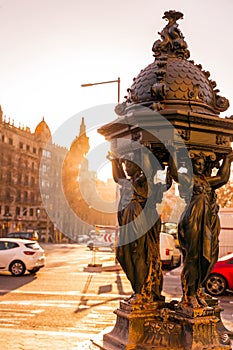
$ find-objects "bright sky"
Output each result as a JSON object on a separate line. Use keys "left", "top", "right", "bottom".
{"left": 1, "top": 0, "right": 233, "bottom": 180}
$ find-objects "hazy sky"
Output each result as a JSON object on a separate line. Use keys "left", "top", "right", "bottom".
{"left": 0, "top": 0, "right": 232, "bottom": 134}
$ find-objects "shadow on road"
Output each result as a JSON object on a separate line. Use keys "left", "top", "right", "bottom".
{"left": 0, "top": 274, "right": 37, "bottom": 296}
{"left": 74, "top": 267, "right": 131, "bottom": 313}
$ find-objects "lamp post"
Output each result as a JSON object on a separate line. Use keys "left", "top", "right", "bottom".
{"left": 81, "top": 77, "right": 120, "bottom": 103}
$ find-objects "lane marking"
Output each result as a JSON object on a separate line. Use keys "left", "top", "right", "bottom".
{"left": 0, "top": 327, "right": 97, "bottom": 337}
{"left": 0, "top": 290, "right": 129, "bottom": 298}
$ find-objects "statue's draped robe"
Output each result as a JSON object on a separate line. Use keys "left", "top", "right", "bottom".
{"left": 178, "top": 174, "right": 220, "bottom": 297}
{"left": 116, "top": 174, "right": 163, "bottom": 301}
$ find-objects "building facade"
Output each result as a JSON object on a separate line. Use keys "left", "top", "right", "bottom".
{"left": 0, "top": 108, "right": 116, "bottom": 241}
{"left": 0, "top": 107, "right": 67, "bottom": 240}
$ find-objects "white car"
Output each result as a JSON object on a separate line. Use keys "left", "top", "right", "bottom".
{"left": 0, "top": 238, "right": 45, "bottom": 276}
{"left": 160, "top": 232, "right": 181, "bottom": 269}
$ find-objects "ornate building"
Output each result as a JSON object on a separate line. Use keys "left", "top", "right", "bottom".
{"left": 0, "top": 107, "right": 67, "bottom": 240}
{"left": 0, "top": 108, "right": 116, "bottom": 241}
{"left": 62, "top": 117, "right": 117, "bottom": 237}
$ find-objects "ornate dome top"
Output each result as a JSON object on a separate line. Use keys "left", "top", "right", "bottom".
{"left": 120, "top": 10, "right": 229, "bottom": 116}
{"left": 35, "top": 117, "right": 51, "bottom": 141}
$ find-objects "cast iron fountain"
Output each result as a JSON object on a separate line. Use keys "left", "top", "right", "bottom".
{"left": 93, "top": 10, "right": 233, "bottom": 350}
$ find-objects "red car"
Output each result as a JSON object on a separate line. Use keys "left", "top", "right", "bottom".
{"left": 205, "top": 253, "right": 233, "bottom": 296}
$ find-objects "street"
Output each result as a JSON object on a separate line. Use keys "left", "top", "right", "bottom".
{"left": 0, "top": 244, "right": 233, "bottom": 349}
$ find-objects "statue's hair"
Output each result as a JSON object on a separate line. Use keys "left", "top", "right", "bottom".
{"left": 191, "top": 152, "right": 206, "bottom": 163}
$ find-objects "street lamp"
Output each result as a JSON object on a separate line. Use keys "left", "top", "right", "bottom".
{"left": 81, "top": 77, "right": 121, "bottom": 103}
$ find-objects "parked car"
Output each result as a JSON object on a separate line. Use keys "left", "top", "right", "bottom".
{"left": 160, "top": 232, "right": 181, "bottom": 269}
{"left": 0, "top": 238, "right": 45, "bottom": 276}
{"left": 6, "top": 230, "right": 38, "bottom": 241}
{"left": 205, "top": 253, "right": 233, "bottom": 296}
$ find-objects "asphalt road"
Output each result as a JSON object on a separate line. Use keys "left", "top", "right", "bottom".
{"left": 0, "top": 243, "right": 232, "bottom": 349}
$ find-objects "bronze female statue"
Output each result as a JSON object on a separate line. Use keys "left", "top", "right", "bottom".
{"left": 109, "top": 150, "right": 171, "bottom": 304}
{"left": 169, "top": 151, "right": 233, "bottom": 309}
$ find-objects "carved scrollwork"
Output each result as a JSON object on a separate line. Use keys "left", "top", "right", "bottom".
{"left": 189, "top": 150, "right": 216, "bottom": 161}
{"left": 188, "top": 84, "right": 204, "bottom": 101}
{"left": 216, "top": 134, "right": 228, "bottom": 145}
{"left": 139, "top": 317, "right": 182, "bottom": 348}
{"left": 178, "top": 129, "right": 190, "bottom": 141}
{"left": 214, "top": 94, "right": 230, "bottom": 112}
{"left": 126, "top": 88, "right": 138, "bottom": 104}
{"left": 114, "top": 101, "right": 127, "bottom": 116}
{"left": 131, "top": 131, "right": 141, "bottom": 142}
{"left": 151, "top": 101, "right": 165, "bottom": 111}
{"left": 151, "top": 83, "right": 167, "bottom": 100}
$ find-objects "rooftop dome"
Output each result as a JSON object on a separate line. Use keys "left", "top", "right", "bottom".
{"left": 120, "top": 10, "right": 229, "bottom": 116}
{"left": 35, "top": 117, "right": 51, "bottom": 141}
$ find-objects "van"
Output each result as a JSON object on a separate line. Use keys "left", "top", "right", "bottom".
{"left": 6, "top": 231, "right": 39, "bottom": 241}
{"left": 160, "top": 232, "right": 181, "bottom": 268}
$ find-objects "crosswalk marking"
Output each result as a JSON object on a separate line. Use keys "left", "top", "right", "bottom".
{"left": 0, "top": 298, "right": 118, "bottom": 332}
{"left": 0, "top": 306, "right": 44, "bottom": 328}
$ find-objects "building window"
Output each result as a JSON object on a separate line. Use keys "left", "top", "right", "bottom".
{"left": 42, "top": 149, "right": 51, "bottom": 158}
{"left": 31, "top": 177, "right": 35, "bottom": 186}
{"left": 24, "top": 175, "right": 29, "bottom": 185}
{"left": 19, "top": 142, "right": 23, "bottom": 149}
{"left": 16, "top": 207, "right": 20, "bottom": 216}
{"left": 41, "top": 164, "right": 48, "bottom": 173}
{"left": 32, "top": 162, "right": 35, "bottom": 170}
{"left": 17, "top": 174, "right": 22, "bottom": 185}
{"left": 2, "top": 135, "right": 4, "bottom": 142}
{"left": 16, "top": 190, "right": 21, "bottom": 200}
{"left": 23, "top": 207, "right": 27, "bottom": 216}
{"left": 30, "top": 192, "right": 35, "bottom": 202}
{"left": 4, "top": 206, "right": 10, "bottom": 215}
{"left": 29, "top": 208, "right": 34, "bottom": 216}
{"left": 26, "top": 145, "right": 30, "bottom": 151}
{"left": 33, "top": 147, "right": 36, "bottom": 154}
{"left": 6, "top": 171, "right": 11, "bottom": 184}
{"left": 41, "top": 179, "right": 50, "bottom": 188}
{"left": 9, "top": 138, "right": 13, "bottom": 145}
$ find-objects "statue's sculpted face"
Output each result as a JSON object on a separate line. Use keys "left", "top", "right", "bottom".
{"left": 193, "top": 157, "right": 205, "bottom": 175}
{"left": 125, "top": 160, "right": 140, "bottom": 177}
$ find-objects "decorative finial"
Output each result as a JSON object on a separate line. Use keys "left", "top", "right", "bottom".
{"left": 152, "top": 10, "right": 190, "bottom": 59}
